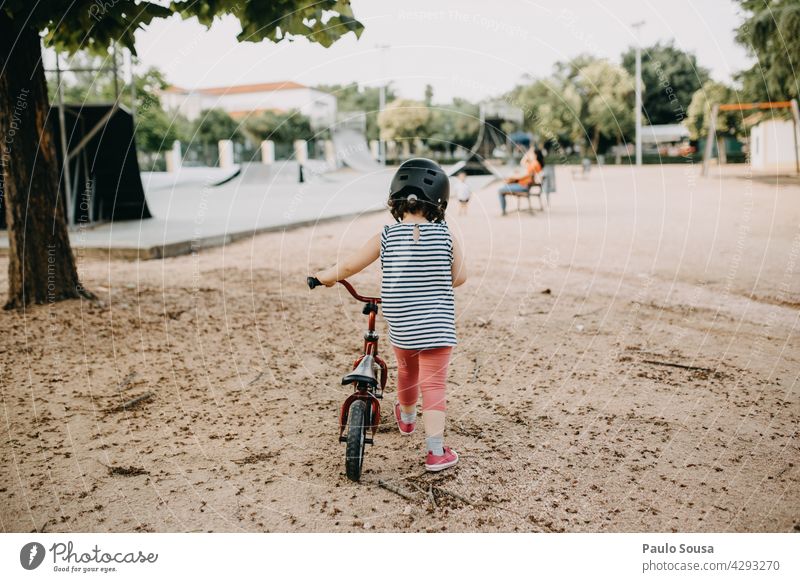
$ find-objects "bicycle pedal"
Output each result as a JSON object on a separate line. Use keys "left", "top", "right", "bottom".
{"left": 338, "top": 436, "right": 347, "bottom": 443}
{"left": 364, "top": 438, "right": 374, "bottom": 445}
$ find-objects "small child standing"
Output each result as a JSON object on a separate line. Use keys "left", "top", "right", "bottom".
{"left": 453, "top": 171, "right": 471, "bottom": 215}
{"left": 315, "top": 158, "right": 467, "bottom": 471}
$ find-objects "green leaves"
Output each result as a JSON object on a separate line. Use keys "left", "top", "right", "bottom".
{"left": 170, "top": 0, "right": 363, "bottom": 46}
{"left": 426, "top": 101, "right": 480, "bottom": 151}
{"left": 685, "top": 81, "right": 743, "bottom": 140}
{"left": 32, "top": 2, "right": 172, "bottom": 55}
{"left": 241, "top": 109, "right": 312, "bottom": 143}
{"left": 136, "top": 104, "right": 183, "bottom": 153}
{"left": 4, "top": 1, "right": 362, "bottom": 54}
{"left": 621, "top": 41, "right": 710, "bottom": 125}
{"left": 511, "top": 56, "right": 635, "bottom": 148}
{"left": 192, "top": 108, "right": 241, "bottom": 144}
{"left": 734, "top": 0, "right": 800, "bottom": 99}
{"left": 377, "top": 99, "right": 430, "bottom": 141}
{"left": 579, "top": 59, "right": 636, "bottom": 142}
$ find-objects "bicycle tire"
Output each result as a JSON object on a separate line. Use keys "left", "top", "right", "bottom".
{"left": 345, "top": 399, "right": 367, "bottom": 481}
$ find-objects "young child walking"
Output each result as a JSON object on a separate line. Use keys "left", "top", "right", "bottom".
{"left": 453, "top": 171, "right": 471, "bottom": 215}
{"left": 315, "top": 158, "right": 467, "bottom": 471}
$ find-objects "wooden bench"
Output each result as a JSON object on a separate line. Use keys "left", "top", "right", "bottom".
{"left": 500, "top": 179, "right": 546, "bottom": 213}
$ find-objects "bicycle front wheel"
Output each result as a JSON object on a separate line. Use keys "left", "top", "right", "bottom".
{"left": 345, "top": 399, "right": 367, "bottom": 482}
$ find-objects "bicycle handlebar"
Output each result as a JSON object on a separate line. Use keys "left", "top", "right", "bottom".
{"left": 306, "top": 276, "right": 380, "bottom": 303}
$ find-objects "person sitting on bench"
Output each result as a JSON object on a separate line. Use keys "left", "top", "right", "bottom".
{"left": 498, "top": 150, "right": 541, "bottom": 215}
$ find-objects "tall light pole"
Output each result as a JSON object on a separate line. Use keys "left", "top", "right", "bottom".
{"left": 376, "top": 44, "right": 390, "bottom": 165}
{"left": 632, "top": 20, "right": 645, "bottom": 166}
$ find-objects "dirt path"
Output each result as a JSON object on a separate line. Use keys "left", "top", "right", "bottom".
{"left": 1, "top": 166, "right": 798, "bottom": 532}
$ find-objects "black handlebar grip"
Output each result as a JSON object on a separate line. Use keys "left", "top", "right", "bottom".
{"left": 307, "top": 276, "right": 322, "bottom": 289}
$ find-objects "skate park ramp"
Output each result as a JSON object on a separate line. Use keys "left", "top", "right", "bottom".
{"left": 238, "top": 159, "right": 330, "bottom": 185}
{"left": 1, "top": 104, "right": 151, "bottom": 228}
{"left": 447, "top": 157, "right": 506, "bottom": 180}
{"left": 141, "top": 166, "right": 241, "bottom": 193}
{"left": 332, "top": 129, "right": 383, "bottom": 173}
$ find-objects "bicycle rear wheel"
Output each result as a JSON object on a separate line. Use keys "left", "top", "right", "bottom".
{"left": 345, "top": 399, "right": 367, "bottom": 481}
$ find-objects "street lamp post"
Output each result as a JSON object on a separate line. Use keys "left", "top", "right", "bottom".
{"left": 378, "top": 84, "right": 386, "bottom": 164}
{"left": 376, "top": 44, "right": 390, "bottom": 165}
{"left": 632, "top": 20, "right": 645, "bottom": 166}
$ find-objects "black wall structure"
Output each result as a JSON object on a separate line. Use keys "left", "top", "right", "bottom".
{"left": 1, "top": 103, "right": 151, "bottom": 229}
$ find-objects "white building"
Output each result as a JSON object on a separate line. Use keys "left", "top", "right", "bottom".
{"left": 161, "top": 81, "right": 337, "bottom": 129}
{"left": 750, "top": 119, "right": 800, "bottom": 172}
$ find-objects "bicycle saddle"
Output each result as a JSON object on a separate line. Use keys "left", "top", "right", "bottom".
{"left": 342, "top": 355, "right": 378, "bottom": 387}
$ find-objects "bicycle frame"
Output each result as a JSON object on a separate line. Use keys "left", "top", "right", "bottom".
{"left": 334, "top": 280, "right": 387, "bottom": 444}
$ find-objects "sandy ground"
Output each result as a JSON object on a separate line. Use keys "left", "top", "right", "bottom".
{"left": 1, "top": 165, "right": 798, "bottom": 533}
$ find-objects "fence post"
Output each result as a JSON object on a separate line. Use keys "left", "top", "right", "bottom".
{"left": 369, "top": 140, "right": 380, "bottom": 160}
{"left": 260, "top": 140, "right": 275, "bottom": 165}
{"left": 218, "top": 139, "right": 234, "bottom": 169}
{"left": 293, "top": 139, "right": 308, "bottom": 164}
{"left": 324, "top": 140, "right": 337, "bottom": 168}
{"left": 165, "top": 140, "right": 182, "bottom": 173}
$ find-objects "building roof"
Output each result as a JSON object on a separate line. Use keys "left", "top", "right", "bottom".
{"left": 164, "top": 81, "right": 309, "bottom": 96}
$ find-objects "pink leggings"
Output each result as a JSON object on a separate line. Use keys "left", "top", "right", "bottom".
{"left": 392, "top": 346, "right": 452, "bottom": 412}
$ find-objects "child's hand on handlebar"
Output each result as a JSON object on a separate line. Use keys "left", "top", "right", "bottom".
{"left": 315, "top": 268, "right": 337, "bottom": 287}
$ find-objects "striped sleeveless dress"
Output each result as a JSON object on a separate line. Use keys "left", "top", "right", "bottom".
{"left": 380, "top": 222, "right": 457, "bottom": 350}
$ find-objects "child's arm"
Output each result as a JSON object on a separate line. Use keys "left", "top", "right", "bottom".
{"left": 451, "top": 234, "right": 467, "bottom": 287}
{"left": 315, "top": 233, "right": 381, "bottom": 286}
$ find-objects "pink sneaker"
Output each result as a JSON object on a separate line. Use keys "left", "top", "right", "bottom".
{"left": 425, "top": 446, "right": 459, "bottom": 472}
{"left": 394, "top": 402, "right": 416, "bottom": 435}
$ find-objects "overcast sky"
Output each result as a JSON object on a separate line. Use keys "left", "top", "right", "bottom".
{"left": 132, "top": 0, "right": 750, "bottom": 102}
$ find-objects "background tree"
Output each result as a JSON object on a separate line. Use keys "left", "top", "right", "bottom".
{"left": 426, "top": 99, "right": 480, "bottom": 154}
{"left": 621, "top": 41, "right": 709, "bottom": 125}
{"left": 46, "top": 60, "right": 186, "bottom": 154}
{"left": 509, "top": 77, "right": 582, "bottom": 147}
{"left": 0, "top": 1, "right": 362, "bottom": 309}
{"left": 242, "top": 110, "right": 313, "bottom": 144}
{"left": 734, "top": 0, "right": 800, "bottom": 100}
{"left": 123, "top": 66, "right": 193, "bottom": 153}
{"left": 377, "top": 99, "right": 431, "bottom": 147}
{"left": 449, "top": 98, "right": 481, "bottom": 150}
{"left": 685, "top": 81, "right": 744, "bottom": 158}
{"left": 192, "top": 109, "right": 240, "bottom": 144}
{"left": 316, "top": 82, "right": 396, "bottom": 140}
{"left": 554, "top": 56, "right": 635, "bottom": 152}
{"left": 581, "top": 60, "right": 636, "bottom": 151}
{"left": 735, "top": 65, "right": 774, "bottom": 103}
{"left": 47, "top": 57, "right": 168, "bottom": 105}
{"left": 136, "top": 106, "right": 185, "bottom": 155}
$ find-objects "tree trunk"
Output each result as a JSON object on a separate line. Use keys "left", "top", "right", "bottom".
{"left": 716, "top": 136, "right": 727, "bottom": 165}
{"left": 591, "top": 127, "right": 601, "bottom": 156}
{"left": 0, "top": 12, "right": 90, "bottom": 309}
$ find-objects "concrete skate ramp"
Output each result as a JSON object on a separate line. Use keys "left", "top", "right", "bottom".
{"left": 240, "top": 161, "right": 295, "bottom": 184}
{"left": 238, "top": 160, "right": 330, "bottom": 185}
{"left": 332, "top": 129, "right": 382, "bottom": 173}
{"left": 141, "top": 166, "right": 241, "bottom": 193}
{"left": 1, "top": 104, "right": 152, "bottom": 228}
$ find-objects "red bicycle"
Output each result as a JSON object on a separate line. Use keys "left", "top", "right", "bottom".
{"left": 307, "top": 277, "right": 387, "bottom": 481}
